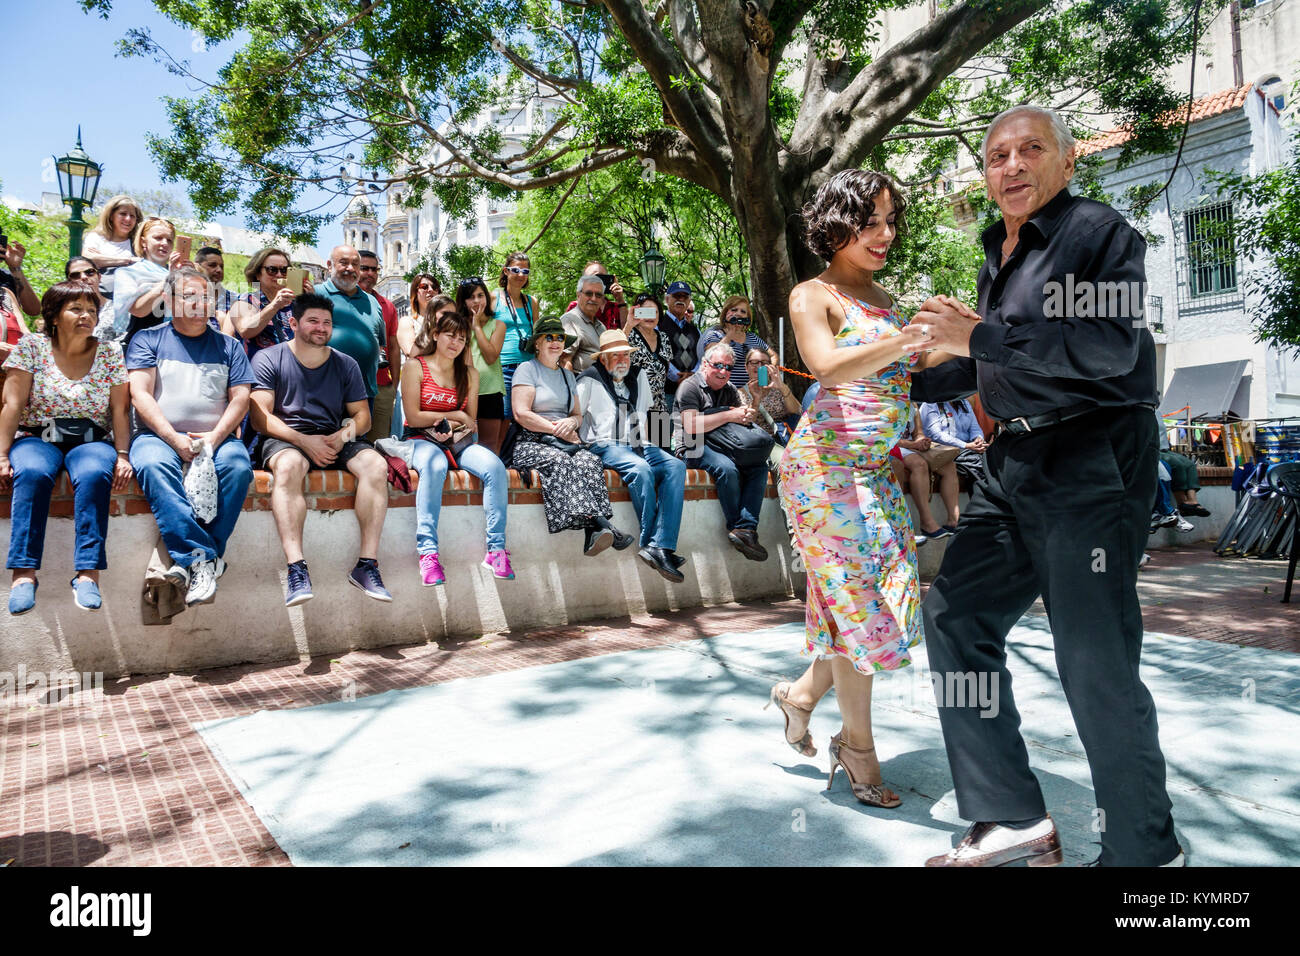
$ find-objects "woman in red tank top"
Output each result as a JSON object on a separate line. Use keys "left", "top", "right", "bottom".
{"left": 401, "top": 296, "right": 512, "bottom": 586}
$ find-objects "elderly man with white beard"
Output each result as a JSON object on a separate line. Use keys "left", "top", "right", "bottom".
{"left": 576, "top": 329, "right": 687, "bottom": 583}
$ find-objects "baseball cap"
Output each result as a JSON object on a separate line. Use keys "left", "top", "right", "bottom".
{"left": 665, "top": 281, "right": 692, "bottom": 296}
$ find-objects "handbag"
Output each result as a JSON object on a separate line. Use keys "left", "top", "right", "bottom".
{"left": 700, "top": 406, "right": 774, "bottom": 470}
{"left": 916, "top": 444, "right": 962, "bottom": 469}
{"left": 41, "top": 417, "right": 110, "bottom": 446}
{"left": 427, "top": 419, "right": 477, "bottom": 470}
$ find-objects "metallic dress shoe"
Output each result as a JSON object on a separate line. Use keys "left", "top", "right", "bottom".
{"left": 925, "top": 816, "right": 1063, "bottom": 867}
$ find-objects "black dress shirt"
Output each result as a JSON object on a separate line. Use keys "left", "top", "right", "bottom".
{"left": 911, "top": 187, "right": 1157, "bottom": 421}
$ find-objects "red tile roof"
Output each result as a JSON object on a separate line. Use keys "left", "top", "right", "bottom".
{"left": 1074, "top": 84, "right": 1261, "bottom": 157}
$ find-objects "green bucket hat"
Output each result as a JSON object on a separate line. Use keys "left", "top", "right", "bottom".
{"left": 522, "top": 315, "right": 577, "bottom": 354}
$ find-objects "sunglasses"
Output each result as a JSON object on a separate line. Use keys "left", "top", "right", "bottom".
{"left": 539, "top": 333, "right": 565, "bottom": 343}
{"left": 262, "top": 265, "right": 289, "bottom": 276}
{"left": 68, "top": 268, "right": 99, "bottom": 280}
{"left": 507, "top": 266, "right": 530, "bottom": 276}
{"left": 706, "top": 361, "right": 733, "bottom": 371}
{"left": 459, "top": 276, "right": 485, "bottom": 288}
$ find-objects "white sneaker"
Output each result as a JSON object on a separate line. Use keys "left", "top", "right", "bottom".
{"left": 1138, "top": 553, "right": 1152, "bottom": 569}
{"left": 1175, "top": 517, "right": 1194, "bottom": 533}
{"left": 185, "top": 559, "right": 218, "bottom": 606}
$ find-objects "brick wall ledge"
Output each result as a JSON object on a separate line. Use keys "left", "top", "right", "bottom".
{"left": 0, "top": 467, "right": 778, "bottom": 519}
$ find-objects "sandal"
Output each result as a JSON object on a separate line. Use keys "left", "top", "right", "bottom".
{"left": 828, "top": 733, "right": 901, "bottom": 808}
{"left": 765, "top": 682, "right": 817, "bottom": 757}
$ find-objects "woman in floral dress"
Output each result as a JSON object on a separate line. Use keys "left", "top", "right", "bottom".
{"left": 770, "top": 169, "right": 956, "bottom": 809}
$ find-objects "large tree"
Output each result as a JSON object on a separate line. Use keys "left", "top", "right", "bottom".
{"left": 82, "top": 0, "right": 1217, "bottom": 343}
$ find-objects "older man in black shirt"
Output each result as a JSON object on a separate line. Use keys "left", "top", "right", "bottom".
{"left": 909, "top": 106, "right": 1181, "bottom": 868}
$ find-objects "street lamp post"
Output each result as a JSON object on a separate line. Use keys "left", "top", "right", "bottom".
{"left": 54, "top": 128, "right": 103, "bottom": 259}
{"left": 638, "top": 241, "right": 666, "bottom": 300}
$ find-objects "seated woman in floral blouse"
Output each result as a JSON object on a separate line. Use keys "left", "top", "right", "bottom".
{"left": 0, "top": 282, "right": 133, "bottom": 614}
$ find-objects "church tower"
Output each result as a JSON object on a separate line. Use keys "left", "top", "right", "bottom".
{"left": 341, "top": 181, "right": 379, "bottom": 255}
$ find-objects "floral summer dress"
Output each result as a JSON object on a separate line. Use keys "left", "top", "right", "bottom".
{"left": 778, "top": 280, "right": 923, "bottom": 672}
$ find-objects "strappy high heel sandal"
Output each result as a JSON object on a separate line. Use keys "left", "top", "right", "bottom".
{"left": 765, "top": 682, "right": 817, "bottom": 757}
{"left": 827, "top": 734, "right": 901, "bottom": 808}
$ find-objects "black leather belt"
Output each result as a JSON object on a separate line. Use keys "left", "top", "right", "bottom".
{"left": 994, "top": 401, "right": 1109, "bottom": 436}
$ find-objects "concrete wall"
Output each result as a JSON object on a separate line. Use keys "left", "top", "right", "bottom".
{"left": 0, "top": 468, "right": 796, "bottom": 678}
{"left": 1095, "top": 97, "right": 1292, "bottom": 417}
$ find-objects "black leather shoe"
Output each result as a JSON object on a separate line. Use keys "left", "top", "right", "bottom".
{"left": 584, "top": 526, "right": 614, "bottom": 556}
{"left": 665, "top": 550, "right": 686, "bottom": 569}
{"left": 1179, "top": 504, "right": 1211, "bottom": 517}
{"left": 595, "top": 516, "right": 635, "bottom": 551}
{"left": 638, "top": 546, "right": 685, "bottom": 583}
{"left": 728, "top": 529, "right": 768, "bottom": 561}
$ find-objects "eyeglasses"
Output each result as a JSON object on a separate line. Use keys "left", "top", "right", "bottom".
{"left": 507, "top": 266, "right": 530, "bottom": 276}
{"left": 68, "top": 268, "right": 99, "bottom": 280}
{"left": 539, "top": 333, "right": 565, "bottom": 343}
{"left": 358, "top": 264, "right": 379, "bottom": 273}
{"left": 262, "top": 265, "right": 289, "bottom": 276}
{"left": 579, "top": 290, "right": 605, "bottom": 298}
{"left": 706, "top": 361, "right": 733, "bottom": 371}
{"left": 745, "top": 358, "right": 767, "bottom": 366}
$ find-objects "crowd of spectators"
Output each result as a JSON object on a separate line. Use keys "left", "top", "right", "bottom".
{"left": 0, "top": 206, "right": 1213, "bottom": 615}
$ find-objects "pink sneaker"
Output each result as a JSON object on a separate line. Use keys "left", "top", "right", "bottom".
{"left": 482, "top": 550, "right": 514, "bottom": 580}
{"left": 419, "top": 553, "right": 445, "bottom": 587}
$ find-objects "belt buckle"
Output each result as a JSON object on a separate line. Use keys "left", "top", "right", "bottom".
{"left": 1012, "top": 416, "right": 1032, "bottom": 433}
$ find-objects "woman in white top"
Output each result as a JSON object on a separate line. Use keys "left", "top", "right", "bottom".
{"left": 81, "top": 195, "right": 142, "bottom": 298}
{"left": 111, "top": 217, "right": 196, "bottom": 344}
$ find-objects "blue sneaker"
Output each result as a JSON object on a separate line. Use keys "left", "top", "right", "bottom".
{"left": 285, "top": 561, "right": 314, "bottom": 607}
{"left": 71, "top": 576, "right": 102, "bottom": 611}
{"left": 347, "top": 559, "right": 392, "bottom": 602}
{"left": 8, "top": 579, "right": 37, "bottom": 615}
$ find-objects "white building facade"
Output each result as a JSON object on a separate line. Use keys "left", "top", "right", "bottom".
{"left": 1082, "top": 84, "right": 1297, "bottom": 419}
{"left": 361, "top": 97, "right": 569, "bottom": 317}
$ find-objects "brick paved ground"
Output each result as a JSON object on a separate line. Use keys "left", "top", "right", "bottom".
{"left": 3, "top": 541, "right": 1297, "bottom": 867}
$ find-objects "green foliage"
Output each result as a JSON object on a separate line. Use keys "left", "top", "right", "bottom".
{"left": 879, "top": 191, "right": 983, "bottom": 308}
{"left": 1211, "top": 155, "right": 1300, "bottom": 351}
{"left": 491, "top": 159, "right": 749, "bottom": 321}
{"left": 0, "top": 200, "right": 73, "bottom": 294}
{"left": 78, "top": 0, "right": 1224, "bottom": 317}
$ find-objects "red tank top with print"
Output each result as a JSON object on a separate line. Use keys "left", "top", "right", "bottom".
{"left": 417, "top": 356, "right": 464, "bottom": 412}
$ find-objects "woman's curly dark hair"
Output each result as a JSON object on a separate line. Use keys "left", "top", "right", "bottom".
{"left": 801, "top": 169, "right": 907, "bottom": 261}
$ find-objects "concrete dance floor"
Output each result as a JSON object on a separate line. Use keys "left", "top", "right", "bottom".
{"left": 196, "top": 619, "right": 1300, "bottom": 866}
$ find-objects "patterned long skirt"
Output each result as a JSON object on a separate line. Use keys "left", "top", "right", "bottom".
{"left": 512, "top": 439, "right": 613, "bottom": 533}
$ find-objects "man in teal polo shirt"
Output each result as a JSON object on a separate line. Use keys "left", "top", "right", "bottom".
{"left": 321, "top": 245, "right": 385, "bottom": 406}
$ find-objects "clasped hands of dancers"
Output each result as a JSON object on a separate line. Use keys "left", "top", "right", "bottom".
{"left": 774, "top": 105, "right": 1184, "bottom": 868}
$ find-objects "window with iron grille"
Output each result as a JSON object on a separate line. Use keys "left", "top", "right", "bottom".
{"left": 1184, "top": 201, "right": 1237, "bottom": 298}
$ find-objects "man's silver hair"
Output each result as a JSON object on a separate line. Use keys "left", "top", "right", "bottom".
{"left": 576, "top": 274, "right": 606, "bottom": 295}
{"left": 703, "top": 342, "right": 734, "bottom": 365}
{"left": 983, "top": 105, "right": 1075, "bottom": 161}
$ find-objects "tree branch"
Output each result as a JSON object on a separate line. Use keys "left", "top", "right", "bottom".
{"left": 599, "top": 0, "right": 731, "bottom": 185}
{"left": 790, "top": 0, "right": 1052, "bottom": 182}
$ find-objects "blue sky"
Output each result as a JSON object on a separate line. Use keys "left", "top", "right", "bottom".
{"left": 3, "top": 0, "right": 342, "bottom": 258}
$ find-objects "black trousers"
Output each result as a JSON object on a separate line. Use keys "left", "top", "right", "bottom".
{"left": 922, "top": 405, "right": 1179, "bottom": 865}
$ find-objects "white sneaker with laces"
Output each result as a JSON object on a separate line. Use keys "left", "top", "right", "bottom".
{"left": 185, "top": 559, "right": 218, "bottom": 605}
{"left": 1175, "top": 516, "right": 1194, "bottom": 533}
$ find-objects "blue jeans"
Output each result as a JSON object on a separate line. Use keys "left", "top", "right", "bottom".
{"left": 130, "top": 434, "right": 253, "bottom": 566}
{"left": 590, "top": 441, "right": 685, "bottom": 550}
{"left": 502, "top": 364, "right": 518, "bottom": 420}
{"left": 411, "top": 440, "right": 507, "bottom": 554}
{"left": 696, "top": 445, "right": 768, "bottom": 532}
{"left": 6, "top": 437, "right": 116, "bottom": 571}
